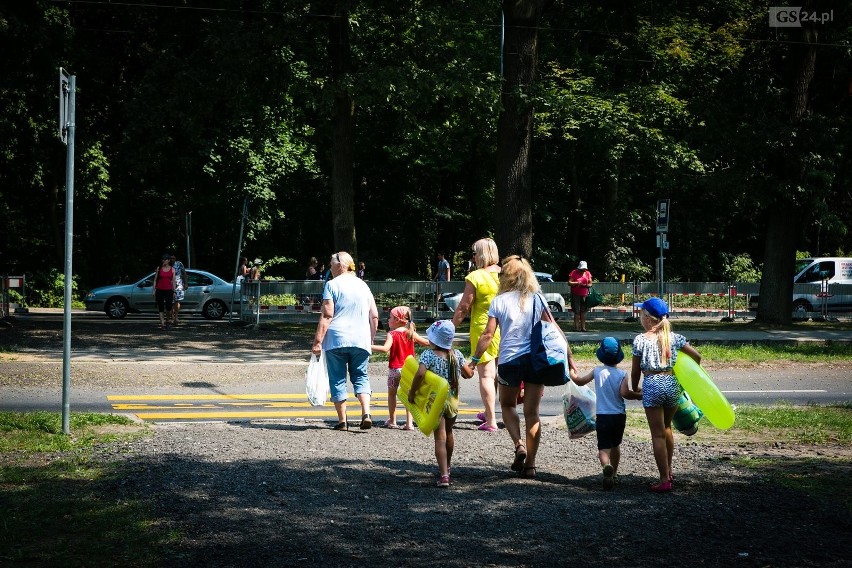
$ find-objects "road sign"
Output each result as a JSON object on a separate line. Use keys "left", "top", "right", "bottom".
{"left": 656, "top": 199, "right": 670, "bottom": 233}
{"left": 59, "top": 67, "right": 70, "bottom": 145}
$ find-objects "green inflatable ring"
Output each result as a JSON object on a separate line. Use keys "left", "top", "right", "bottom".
{"left": 672, "top": 352, "right": 735, "bottom": 430}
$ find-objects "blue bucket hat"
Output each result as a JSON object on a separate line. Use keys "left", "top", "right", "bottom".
{"left": 634, "top": 296, "right": 669, "bottom": 319}
{"left": 426, "top": 320, "right": 455, "bottom": 350}
{"left": 596, "top": 336, "right": 624, "bottom": 366}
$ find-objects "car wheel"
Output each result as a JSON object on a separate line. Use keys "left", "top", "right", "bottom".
{"left": 203, "top": 299, "right": 227, "bottom": 320}
{"left": 792, "top": 300, "right": 811, "bottom": 320}
{"left": 105, "top": 297, "right": 129, "bottom": 319}
{"left": 548, "top": 301, "right": 563, "bottom": 313}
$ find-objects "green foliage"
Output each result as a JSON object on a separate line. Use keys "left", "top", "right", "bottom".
{"left": 720, "top": 253, "right": 761, "bottom": 283}
{"left": 26, "top": 269, "right": 84, "bottom": 308}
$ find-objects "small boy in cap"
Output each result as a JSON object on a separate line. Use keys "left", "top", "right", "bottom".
{"left": 574, "top": 336, "right": 642, "bottom": 490}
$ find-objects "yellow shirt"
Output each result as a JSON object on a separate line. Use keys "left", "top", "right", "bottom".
{"left": 466, "top": 269, "right": 501, "bottom": 363}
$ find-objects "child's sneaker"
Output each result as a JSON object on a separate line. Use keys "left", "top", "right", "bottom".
{"left": 602, "top": 464, "right": 615, "bottom": 490}
{"left": 436, "top": 474, "right": 450, "bottom": 488}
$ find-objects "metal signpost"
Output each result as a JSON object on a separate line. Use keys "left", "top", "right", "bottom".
{"left": 656, "top": 199, "right": 670, "bottom": 297}
{"left": 60, "top": 68, "right": 76, "bottom": 435}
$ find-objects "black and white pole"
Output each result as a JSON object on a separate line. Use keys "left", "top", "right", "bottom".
{"left": 60, "top": 68, "right": 76, "bottom": 435}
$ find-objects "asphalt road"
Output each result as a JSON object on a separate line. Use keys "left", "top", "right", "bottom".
{"left": 1, "top": 310, "right": 849, "bottom": 422}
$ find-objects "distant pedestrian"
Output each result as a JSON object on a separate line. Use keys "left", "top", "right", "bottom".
{"left": 152, "top": 253, "right": 176, "bottom": 331}
{"left": 306, "top": 257, "right": 318, "bottom": 280}
{"left": 356, "top": 261, "right": 366, "bottom": 280}
{"left": 408, "top": 320, "right": 474, "bottom": 487}
{"left": 372, "top": 306, "right": 429, "bottom": 430}
{"left": 435, "top": 252, "right": 451, "bottom": 282}
{"left": 631, "top": 297, "right": 702, "bottom": 493}
{"left": 568, "top": 260, "right": 592, "bottom": 332}
{"left": 238, "top": 257, "right": 249, "bottom": 283}
{"left": 573, "top": 337, "right": 641, "bottom": 490}
{"left": 169, "top": 254, "right": 187, "bottom": 325}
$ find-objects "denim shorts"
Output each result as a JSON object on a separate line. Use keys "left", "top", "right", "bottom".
{"left": 325, "top": 347, "right": 371, "bottom": 403}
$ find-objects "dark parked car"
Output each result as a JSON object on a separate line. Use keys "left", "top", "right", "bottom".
{"left": 84, "top": 269, "right": 241, "bottom": 319}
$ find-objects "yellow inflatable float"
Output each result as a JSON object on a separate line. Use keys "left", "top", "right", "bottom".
{"left": 398, "top": 355, "right": 449, "bottom": 436}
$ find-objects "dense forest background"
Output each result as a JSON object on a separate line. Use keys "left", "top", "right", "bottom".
{"left": 1, "top": 1, "right": 850, "bottom": 322}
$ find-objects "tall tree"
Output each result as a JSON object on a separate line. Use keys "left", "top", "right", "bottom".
{"left": 494, "top": 0, "right": 552, "bottom": 258}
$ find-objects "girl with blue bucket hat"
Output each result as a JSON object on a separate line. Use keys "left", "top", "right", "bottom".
{"left": 574, "top": 336, "right": 641, "bottom": 490}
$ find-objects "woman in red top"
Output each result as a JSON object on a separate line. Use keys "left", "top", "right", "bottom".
{"left": 372, "top": 306, "right": 429, "bottom": 430}
{"left": 152, "top": 253, "right": 176, "bottom": 330}
{"left": 568, "top": 260, "right": 592, "bottom": 332}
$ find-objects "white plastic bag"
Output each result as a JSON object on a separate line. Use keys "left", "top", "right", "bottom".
{"left": 305, "top": 351, "right": 329, "bottom": 406}
{"left": 562, "top": 380, "right": 597, "bottom": 439}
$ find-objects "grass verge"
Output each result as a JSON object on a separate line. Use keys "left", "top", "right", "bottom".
{"left": 622, "top": 402, "right": 852, "bottom": 512}
{"left": 0, "top": 412, "right": 172, "bottom": 566}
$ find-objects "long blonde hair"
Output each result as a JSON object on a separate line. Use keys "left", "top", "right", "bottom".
{"left": 644, "top": 310, "right": 673, "bottom": 366}
{"left": 498, "top": 256, "right": 540, "bottom": 310}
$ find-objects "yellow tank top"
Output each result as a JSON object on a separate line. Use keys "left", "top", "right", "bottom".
{"left": 466, "top": 269, "right": 501, "bottom": 363}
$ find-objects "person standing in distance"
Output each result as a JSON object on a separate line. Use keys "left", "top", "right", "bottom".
{"left": 169, "top": 254, "right": 187, "bottom": 325}
{"left": 568, "top": 260, "right": 592, "bottom": 332}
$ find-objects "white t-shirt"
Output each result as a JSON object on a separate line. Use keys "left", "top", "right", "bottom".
{"left": 487, "top": 291, "right": 544, "bottom": 364}
{"left": 322, "top": 274, "right": 377, "bottom": 352}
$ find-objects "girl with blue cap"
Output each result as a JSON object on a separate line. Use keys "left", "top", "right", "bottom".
{"left": 631, "top": 297, "right": 702, "bottom": 492}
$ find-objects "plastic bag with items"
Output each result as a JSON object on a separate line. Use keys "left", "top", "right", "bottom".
{"left": 562, "top": 380, "right": 597, "bottom": 439}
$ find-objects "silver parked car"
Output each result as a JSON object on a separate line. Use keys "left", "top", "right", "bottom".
{"left": 441, "top": 271, "right": 567, "bottom": 313}
{"left": 84, "top": 269, "right": 241, "bottom": 319}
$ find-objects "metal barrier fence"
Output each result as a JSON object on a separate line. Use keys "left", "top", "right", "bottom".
{"left": 236, "top": 280, "right": 852, "bottom": 324}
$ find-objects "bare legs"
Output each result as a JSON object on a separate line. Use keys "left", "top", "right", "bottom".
{"left": 645, "top": 405, "right": 677, "bottom": 483}
{"left": 477, "top": 360, "right": 499, "bottom": 429}
{"left": 386, "top": 382, "right": 412, "bottom": 429}
{"left": 499, "top": 382, "right": 543, "bottom": 475}
{"left": 434, "top": 416, "right": 456, "bottom": 477}
{"left": 333, "top": 392, "right": 371, "bottom": 425}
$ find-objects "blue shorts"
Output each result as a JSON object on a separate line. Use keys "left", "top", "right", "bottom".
{"left": 642, "top": 373, "right": 682, "bottom": 408}
{"left": 595, "top": 413, "right": 626, "bottom": 450}
{"left": 325, "top": 347, "right": 371, "bottom": 403}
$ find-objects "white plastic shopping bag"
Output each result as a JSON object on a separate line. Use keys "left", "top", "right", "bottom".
{"left": 305, "top": 351, "right": 329, "bottom": 406}
{"left": 562, "top": 380, "right": 597, "bottom": 439}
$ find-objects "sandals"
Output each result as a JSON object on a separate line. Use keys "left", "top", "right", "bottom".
{"left": 333, "top": 421, "right": 348, "bottom": 431}
{"left": 382, "top": 420, "right": 400, "bottom": 429}
{"left": 359, "top": 414, "right": 372, "bottom": 430}
{"left": 436, "top": 474, "right": 450, "bottom": 488}
{"left": 650, "top": 480, "right": 672, "bottom": 493}
{"left": 521, "top": 466, "right": 536, "bottom": 479}
{"left": 511, "top": 444, "right": 527, "bottom": 472}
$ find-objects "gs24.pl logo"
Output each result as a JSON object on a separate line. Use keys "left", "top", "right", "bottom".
{"left": 769, "top": 7, "right": 835, "bottom": 27}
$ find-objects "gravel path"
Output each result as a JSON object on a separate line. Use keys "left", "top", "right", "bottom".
{"left": 3, "top": 316, "right": 851, "bottom": 566}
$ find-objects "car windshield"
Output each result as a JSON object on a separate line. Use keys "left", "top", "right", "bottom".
{"left": 794, "top": 259, "right": 813, "bottom": 277}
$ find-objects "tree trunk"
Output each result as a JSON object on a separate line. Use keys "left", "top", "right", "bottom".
{"left": 494, "top": 0, "right": 552, "bottom": 258}
{"left": 756, "top": 1, "right": 818, "bottom": 325}
{"left": 326, "top": 1, "right": 356, "bottom": 255}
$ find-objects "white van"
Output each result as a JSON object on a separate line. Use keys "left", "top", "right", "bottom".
{"left": 749, "top": 257, "right": 852, "bottom": 317}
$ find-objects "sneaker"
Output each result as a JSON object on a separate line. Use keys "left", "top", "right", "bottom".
{"left": 436, "top": 474, "right": 450, "bottom": 488}
{"left": 650, "top": 480, "right": 672, "bottom": 493}
{"left": 359, "top": 414, "right": 372, "bottom": 430}
{"left": 602, "top": 464, "right": 615, "bottom": 491}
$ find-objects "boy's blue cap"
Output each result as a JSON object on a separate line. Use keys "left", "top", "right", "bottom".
{"left": 596, "top": 336, "right": 624, "bottom": 366}
{"left": 634, "top": 296, "right": 669, "bottom": 318}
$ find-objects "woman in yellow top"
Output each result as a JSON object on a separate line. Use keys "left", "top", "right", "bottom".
{"left": 452, "top": 237, "right": 501, "bottom": 431}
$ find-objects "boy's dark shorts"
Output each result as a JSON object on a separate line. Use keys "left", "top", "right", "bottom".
{"left": 595, "top": 413, "right": 626, "bottom": 450}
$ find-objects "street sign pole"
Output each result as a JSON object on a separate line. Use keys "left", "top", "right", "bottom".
{"left": 60, "top": 69, "right": 76, "bottom": 435}
{"left": 656, "top": 199, "right": 670, "bottom": 298}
